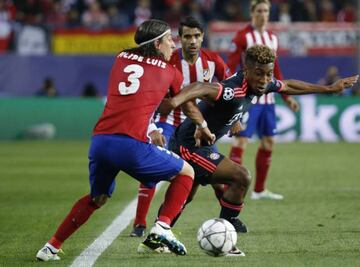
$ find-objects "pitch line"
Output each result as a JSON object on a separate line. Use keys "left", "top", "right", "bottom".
{"left": 70, "top": 182, "right": 164, "bottom": 267}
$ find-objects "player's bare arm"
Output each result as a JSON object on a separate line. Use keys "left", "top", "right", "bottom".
{"left": 282, "top": 75, "right": 359, "bottom": 95}
{"left": 181, "top": 100, "right": 216, "bottom": 146}
{"left": 159, "top": 82, "right": 221, "bottom": 114}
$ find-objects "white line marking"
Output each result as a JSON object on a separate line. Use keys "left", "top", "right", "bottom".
{"left": 70, "top": 182, "right": 164, "bottom": 267}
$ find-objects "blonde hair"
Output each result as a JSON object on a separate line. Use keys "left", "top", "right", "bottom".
{"left": 250, "top": 0, "right": 270, "bottom": 12}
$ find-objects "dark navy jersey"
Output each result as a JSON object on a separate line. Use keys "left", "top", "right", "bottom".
{"left": 171, "top": 71, "right": 285, "bottom": 148}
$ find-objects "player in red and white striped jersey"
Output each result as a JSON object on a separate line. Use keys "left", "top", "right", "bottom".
{"left": 131, "top": 17, "right": 231, "bottom": 238}
{"left": 227, "top": 0, "right": 299, "bottom": 200}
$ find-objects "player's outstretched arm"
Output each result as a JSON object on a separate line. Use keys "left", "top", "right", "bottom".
{"left": 158, "top": 82, "right": 220, "bottom": 114}
{"left": 282, "top": 75, "right": 359, "bottom": 95}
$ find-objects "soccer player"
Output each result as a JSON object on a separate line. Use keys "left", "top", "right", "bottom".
{"left": 227, "top": 0, "right": 299, "bottom": 200}
{"left": 131, "top": 16, "right": 231, "bottom": 238}
{"left": 162, "top": 44, "right": 358, "bottom": 256}
{"left": 35, "top": 19, "right": 216, "bottom": 261}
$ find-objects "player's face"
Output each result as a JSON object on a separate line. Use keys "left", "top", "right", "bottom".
{"left": 158, "top": 33, "right": 176, "bottom": 61}
{"left": 180, "top": 26, "right": 204, "bottom": 57}
{"left": 251, "top": 3, "right": 270, "bottom": 28}
{"left": 245, "top": 63, "right": 274, "bottom": 96}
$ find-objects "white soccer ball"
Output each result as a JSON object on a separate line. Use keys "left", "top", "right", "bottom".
{"left": 197, "top": 218, "right": 237, "bottom": 257}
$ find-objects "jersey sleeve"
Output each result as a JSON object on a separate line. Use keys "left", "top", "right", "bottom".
{"left": 267, "top": 78, "right": 286, "bottom": 93}
{"left": 214, "top": 53, "right": 232, "bottom": 80}
{"left": 169, "top": 67, "right": 184, "bottom": 96}
{"left": 227, "top": 31, "right": 246, "bottom": 74}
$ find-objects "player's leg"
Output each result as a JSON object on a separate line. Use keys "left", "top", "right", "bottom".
{"left": 134, "top": 145, "right": 193, "bottom": 255}
{"left": 36, "top": 135, "right": 120, "bottom": 261}
{"left": 131, "top": 123, "right": 176, "bottom": 237}
{"left": 251, "top": 104, "right": 283, "bottom": 200}
{"left": 209, "top": 157, "right": 251, "bottom": 233}
{"left": 130, "top": 183, "right": 155, "bottom": 237}
{"left": 229, "top": 106, "right": 260, "bottom": 164}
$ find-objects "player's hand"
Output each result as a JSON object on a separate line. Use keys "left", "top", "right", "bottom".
{"left": 229, "top": 121, "right": 244, "bottom": 137}
{"left": 329, "top": 75, "right": 359, "bottom": 93}
{"left": 194, "top": 127, "right": 216, "bottom": 147}
{"left": 149, "top": 130, "right": 166, "bottom": 147}
{"left": 284, "top": 96, "right": 299, "bottom": 112}
{"left": 158, "top": 98, "right": 175, "bottom": 115}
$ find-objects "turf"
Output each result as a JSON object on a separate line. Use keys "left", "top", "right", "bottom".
{"left": 0, "top": 141, "right": 359, "bottom": 267}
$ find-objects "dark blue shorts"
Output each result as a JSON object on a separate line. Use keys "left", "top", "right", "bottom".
{"left": 169, "top": 140, "right": 224, "bottom": 186}
{"left": 155, "top": 122, "right": 176, "bottom": 147}
{"left": 88, "top": 134, "right": 184, "bottom": 197}
{"left": 237, "top": 104, "right": 277, "bottom": 138}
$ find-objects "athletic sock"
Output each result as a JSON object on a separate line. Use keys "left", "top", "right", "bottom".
{"left": 254, "top": 148, "right": 272, "bottom": 193}
{"left": 158, "top": 175, "right": 193, "bottom": 225}
{"left": 48, "top": 194, "right": 99, "bottom": 249}
{"left": 219, "top": 197, "right": 244, "bottom": 220}
{"left": 229, "top": 147, "right": 244, "bottom": 165}
{"left": 134, "top": 184, "right": 155, "bottom": 227}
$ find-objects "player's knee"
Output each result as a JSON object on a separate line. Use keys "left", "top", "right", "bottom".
{"left": 93, "top": 194, "right": 108, "bottom": 207}
{"left": 261, "top": 136, "right": 274, "bottom": 150}
{"left": 232, "top": 165, "right": 251, "bottom": 188}
{"left": 180, "top": 161, "right": 195, "bottom": 179}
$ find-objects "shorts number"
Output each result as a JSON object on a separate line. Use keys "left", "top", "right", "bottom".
{"left": 118, "top": 64, "right": 144, "bottom": 95}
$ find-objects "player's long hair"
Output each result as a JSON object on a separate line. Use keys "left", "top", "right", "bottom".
{"left": 245, "top": 45, "right": 275, "bottom": 66}
{"left": 123, "top": 19, "right": 170, "bottom": 59}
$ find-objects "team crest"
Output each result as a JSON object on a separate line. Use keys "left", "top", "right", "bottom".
{"left": 223, "top": 87, "right": 235, "bottom": 101}
{"left": 203, "top": 69, "right": 211, "bottom": 82}
{"left": 209, "top": 152, "right": 220, "bottom": 160}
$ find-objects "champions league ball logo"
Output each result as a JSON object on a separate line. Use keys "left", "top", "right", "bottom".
{"left": 223, "top": 87, "right": 235, "bottom": 101}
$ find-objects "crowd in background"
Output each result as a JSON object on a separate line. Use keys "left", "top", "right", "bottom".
{"left": 0, "top": 0, "right": 358, "bottom": 32}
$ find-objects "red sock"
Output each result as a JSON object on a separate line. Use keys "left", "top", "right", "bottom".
{"left": 158, "top": 175, "right": 193, "bottom": 225}
{"left": 134, "top": 184, "right": 156, "bottom": 226}
{"left": 254, "top": 148, "right": 272, "bottom": 193}
{"left": 48, "top": 194, "right": 99, "bottom": 249}
{"left": 229, "top": 147, "right": 244, "bottom": 165}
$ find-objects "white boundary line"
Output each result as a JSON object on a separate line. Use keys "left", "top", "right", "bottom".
{"left": 70, "top": 182, "right": 164, "bottom": 267}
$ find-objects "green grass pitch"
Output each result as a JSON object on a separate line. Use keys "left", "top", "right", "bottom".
{"left": 0, "top": 141, "right": 359, "bottom": 267}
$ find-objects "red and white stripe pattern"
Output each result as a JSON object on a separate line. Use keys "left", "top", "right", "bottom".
{"left": 180, "top": 146, "right": 217, "bottom": 173}
{"left": 156, "top": 50, "right": 217, "bottom": 127}
{"left": 234, "top": 79, "right": 248, "bottom": 98}
{"left": 245, "top": 28, "right": 278, "bottom": 104}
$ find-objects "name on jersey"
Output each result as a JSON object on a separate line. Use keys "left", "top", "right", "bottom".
{"left": 118, "top": 52, "right": 167, "bottom": 69}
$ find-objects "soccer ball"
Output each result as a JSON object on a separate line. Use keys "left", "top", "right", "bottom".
{"left": 197, "top": 218, "right": 237, "bottom": 257}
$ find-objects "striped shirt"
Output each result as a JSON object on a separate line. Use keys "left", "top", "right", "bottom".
{"left": 227, "top": 24, "right": 285, "bottom": 105}
{"left": 155, "top": 48, "right": 230, "bottom": 127}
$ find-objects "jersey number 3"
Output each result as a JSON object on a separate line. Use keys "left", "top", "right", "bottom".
{"left": 118, "top": 64, "right": 144, "bottom": 95}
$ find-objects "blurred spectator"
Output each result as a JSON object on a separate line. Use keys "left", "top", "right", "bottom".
{"left": 337, "top": 1, "right": 357, "bottom": 22}
{"left": 36, "top": 77, "right": 58, "bottom": 97}
{"left": 318, "top": 65, "right": 341, "bottom": 86}
{"left": 317, "top": 65, "right": 352, "bottom": 95}
{"left": 278, "top": 2, "right": 291, "bottom": 23}
{"left": 82, "top": 82, "right": 100, "bottom": 97}
{"left": 0, "top": 0, "right": 15, "bottom": 52}
{"left": 319, "top": 0, "right": 336, "bottom": 22}
{"left": 134, "top": 0, "right": 151, "bottom": 27}
{"left": 107, "top": 4, "right": 130, "bottom": 29}
{"left": 65, "top": 6, "right": 81, "bottom": 28}
{"left": 81, "top": 0, "right": 109, "bottom": 30}
{"left": 163, "top": 0, "right": 183, "bottom": 27}
{"left": 290, "top": 0, "right": 318, "bottom": 21}
{"left": 45, "top": 0, "right": 67, "bottom": 29}
{"left": 216, "top": 0, "right": 242, "bottom": 22}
